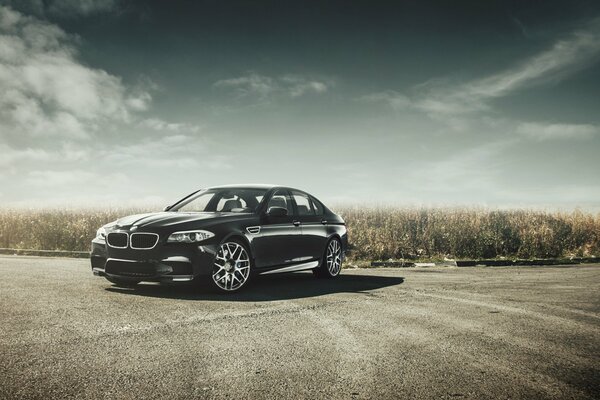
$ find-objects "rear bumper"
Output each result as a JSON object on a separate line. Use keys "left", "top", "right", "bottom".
{"left": 90, "top": 238, "right": 218, "bottom": 282}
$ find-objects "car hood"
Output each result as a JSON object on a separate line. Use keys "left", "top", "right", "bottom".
{"left": 113, "top": 212, "right": 252, "bottom": 230}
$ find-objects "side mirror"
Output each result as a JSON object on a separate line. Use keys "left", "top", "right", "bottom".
{"left": 266, "top": 206, "right": 288, "bottom": 217}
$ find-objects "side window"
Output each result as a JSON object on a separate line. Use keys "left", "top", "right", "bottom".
{"left": 291, "top": 192, "right": 315, "bottom": 216}
{"left": 216, "top": 195, "right": 248, "bottom": 212}
{"left": 267, "top": 190, "right": 293, "bottom": 215}
{"left": 311, "top": 197, "right": 324, "bottom": 215}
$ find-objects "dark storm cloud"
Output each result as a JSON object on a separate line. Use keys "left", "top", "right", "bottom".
{"left": 361, "top": 16, "right": 600, "bottom": 121}
{"left": 2, "top": 0, "right": 118, "bottom": 18}
{"left": 0, "top": 1, "right": 599, "bottom": 208}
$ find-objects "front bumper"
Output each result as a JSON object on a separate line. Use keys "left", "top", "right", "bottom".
{"left": 91, "top": 237, "right": 218, "bottom": 282}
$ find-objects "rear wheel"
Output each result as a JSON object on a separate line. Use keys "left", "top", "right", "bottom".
{"left": 210, "top": 240, "right": 252, "bottom": 292}
{"left": 106, "top": 276, "right": 141, "bottom": 288}
{"left": 314, "top": 237, "right": 342, "bottom": 278}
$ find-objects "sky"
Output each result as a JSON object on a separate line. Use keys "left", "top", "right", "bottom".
{"left": 0, "top": 0, "right": 599, "bottom": 210}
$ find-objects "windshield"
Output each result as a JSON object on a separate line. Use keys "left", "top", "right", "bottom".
{"left": 169, "top": 188, "right": 268, "bottom": 213}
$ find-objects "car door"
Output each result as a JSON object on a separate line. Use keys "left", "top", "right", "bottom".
{"left": 290, "top": 191, "right": 328, "bottom": 262}
{"left": 251, "top": 189, "right": 302, "bottom": 269}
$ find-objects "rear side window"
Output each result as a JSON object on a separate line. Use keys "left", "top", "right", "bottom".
{"left": 310, "top": 197, "right": 324, "bottom": 215}
{"left": 291, "top": 191, "right": 315, "bottom": 216}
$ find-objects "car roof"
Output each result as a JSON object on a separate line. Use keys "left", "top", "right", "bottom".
{"left": 206, "top": 183, "right": 280, "bottom": 190}
{"left": 205, "top": 184, "right": 309, "bottom": 193}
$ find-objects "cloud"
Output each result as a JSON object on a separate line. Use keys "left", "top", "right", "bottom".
{"left": 48, "top": 0, "right": 117, "bottom": 16}
{"left": 405, "top": 140, "right": 516, "bottom": 195}
{"left": 0, "top": 6, "right": 226, "bottom": 206}
{"left": 214, "top": 72, "right": 331, "bottom": 100}
{"left": 0, "top": 6, "right": 150, "bottom": 142}
{"left": 279, "top": 75, "right": 329, "bottom": 97}
{"left": 214, "top": 73, "right": 276, "bottom": 98}
{"left": 417, "top": 17, "right": 600, "bottom": 116}
{"left": 1, "top": 0, "right": 118, "bottom": 18}
{"left": 139, "top": 118, "right": 201, "bottom": 134}
{"left": 357, "top": 90, "right": 411, "bottom": 109}
{"left": 0, "top": 143, "right": 52, "bottom": 168}
{"left": 362, "top": 17, "right": 600, "bottom": 119}
{"left": 100, "top": 134, "right": 231, "bottom": 170}
{"left": 25, "top": 169, "right": 128, "bottom": 188}
{"left": 510, "top": 16, "right": 530, "bottom": 39}
{"left": 516, "top": 122, "right": 599, "bottom": 141}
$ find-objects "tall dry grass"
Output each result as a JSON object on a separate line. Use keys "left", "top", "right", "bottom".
{"left": 337, "top": 207, "right": 600, "bottom": 260}
{"left": 0, "top": 207, "right": 598, "bottom": 260}
{"left": 0, "top": 208, "right": 150, "bottom": 252}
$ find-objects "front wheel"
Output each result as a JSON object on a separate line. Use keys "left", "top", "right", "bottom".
{"left": 210, "top": 240, "right": 252, "bottom": 293}
{"left": 314, "top": 237, "right": 343, "bottom": 278}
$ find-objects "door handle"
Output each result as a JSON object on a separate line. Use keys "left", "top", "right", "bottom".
{"left": 293, "top": 220, "right": 301, "bottom": 227}
{"left": 321, "top": 220, "right": 328, "bottom": 225}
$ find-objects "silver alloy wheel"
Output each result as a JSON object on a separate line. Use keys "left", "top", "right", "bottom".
{"left": 212, "top": 242, "right": 251, "bottom": 291}
{"left": 326, "top": 239, "right": 342, "bottom": 276}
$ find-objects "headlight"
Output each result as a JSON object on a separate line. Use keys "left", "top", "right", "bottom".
{"left": 167, "top": 230, "right": 215, "bottom": 243}
{"left": 96, "top": 227, "right": 106, "bottom": 241}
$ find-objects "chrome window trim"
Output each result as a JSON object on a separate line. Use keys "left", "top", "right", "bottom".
{"left": 106, "top": 232, "right": 129, "bottom": 249}
{"left": 130, "top": 232, "right": 160, "bottom": 250}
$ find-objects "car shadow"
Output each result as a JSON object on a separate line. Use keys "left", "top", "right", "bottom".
{"left": 104, "top": 272, "right": 405, "bottom": 302}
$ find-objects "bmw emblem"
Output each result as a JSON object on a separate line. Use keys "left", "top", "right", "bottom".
{"left": 130, "top": 226, "right": 138, "bottom": 232}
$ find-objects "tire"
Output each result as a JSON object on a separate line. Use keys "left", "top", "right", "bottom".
{"left": 314, "top": 237, "right": 343, "bottom": 278}
{"left": 210, "top": 239, "right": 252, "bottom": 293}
{"left": 106, "top": 276, "right": 141, "bottom": 288}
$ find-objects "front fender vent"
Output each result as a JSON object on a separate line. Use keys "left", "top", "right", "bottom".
{"left": 246, "top": 226, "right": 261, "bottom": 235}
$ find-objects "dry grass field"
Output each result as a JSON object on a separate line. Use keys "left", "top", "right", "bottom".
{"left": 0, "top": 207, "right": 598, "bottom": 261}
{"left": 340, "top": 207, "right": 600, "bottom": 261}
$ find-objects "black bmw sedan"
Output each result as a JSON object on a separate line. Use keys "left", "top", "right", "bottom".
{"left": 91, "top": 185, "right": 347, "bottom": 292}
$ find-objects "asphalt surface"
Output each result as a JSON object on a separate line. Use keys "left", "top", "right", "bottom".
{"left": 0, "top": 256, "right": 599, "bottom": 400}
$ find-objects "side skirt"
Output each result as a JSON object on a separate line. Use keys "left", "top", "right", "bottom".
{"left": 259, "top": 260, "right": 319, "bottom": 275}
